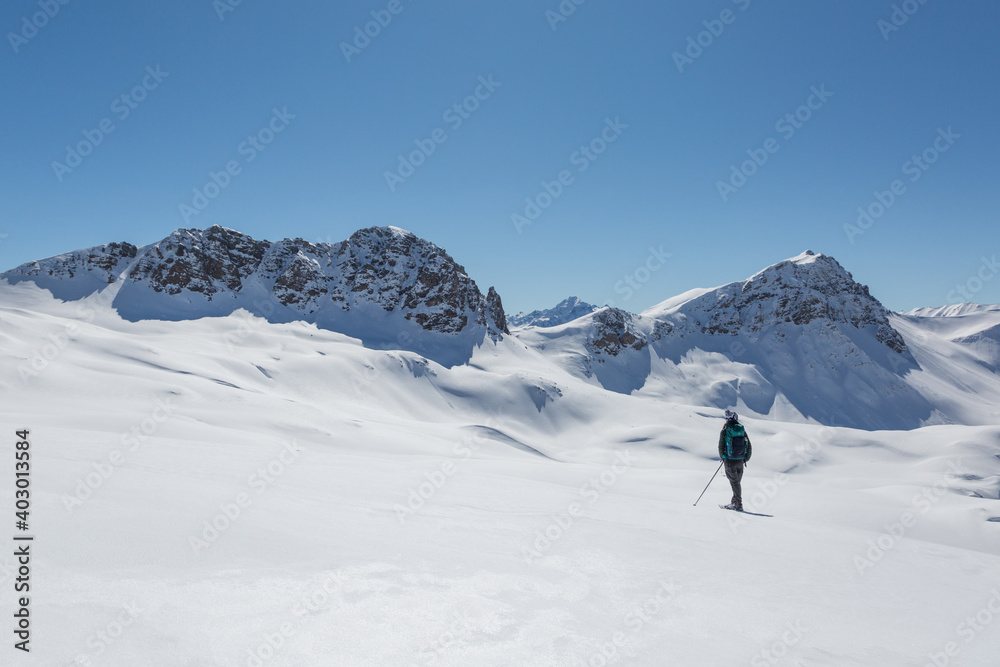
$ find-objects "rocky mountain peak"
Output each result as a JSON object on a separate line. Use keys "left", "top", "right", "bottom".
{"left": 653, "top": 251, "right": 907, "bottom": 354}
{"left": 128, "top": 226, "right": 271, "bottom": 296}
{"left": 2, "top": 225, "right": 508, "bottom": 362}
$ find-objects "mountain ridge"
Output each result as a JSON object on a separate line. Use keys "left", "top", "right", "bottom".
{"left": 4, "top": 226, "right": 999, "bottom": 429}
{"left": 516, "top": 250, "right": 943, "bottom": 429}
{"left": 508, "top": 296, "right": 600, "bottom": 328}
{"left": 2, "top": 225, "right": 508, "bottom": 366}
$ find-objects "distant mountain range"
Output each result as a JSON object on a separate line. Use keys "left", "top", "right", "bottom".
{"left": 3, "top": 226, "right": 999, "bottom": 430}
{"left": 905, "top": 303, "right": 1000, "bottom": 318}
{"left": 508, "top": 297, "right": 600, "bottom": 328}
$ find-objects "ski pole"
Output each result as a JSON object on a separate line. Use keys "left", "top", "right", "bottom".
{"left": 693, "top": 461, "right": 724, "bottom": 506}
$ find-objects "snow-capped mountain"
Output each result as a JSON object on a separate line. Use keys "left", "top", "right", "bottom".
{"left": 508, "top": 296, "right": 599, "bottom": 328}
{"left": 2, "top": 225, "right": 507, "bottom": 366}
{"left": 518, "top": 251, "right": 981, "bottom": 430}
{"left": 644, "top": 251, "right": 906, "bottom": 351}
{"left": 5, "top": 231, "right": 1000, "bottom": 429}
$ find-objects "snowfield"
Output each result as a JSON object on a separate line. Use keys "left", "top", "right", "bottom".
{"left": 2, "top": 280, "right": 1000, "bottom": 666}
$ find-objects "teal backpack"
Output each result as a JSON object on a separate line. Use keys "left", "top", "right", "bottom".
{"left": 724, "top": 423, "right": 748, "bottom": 460}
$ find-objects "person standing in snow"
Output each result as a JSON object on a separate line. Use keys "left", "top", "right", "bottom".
{"left": 719, "top": 410, "right": 752, "bottom": 511}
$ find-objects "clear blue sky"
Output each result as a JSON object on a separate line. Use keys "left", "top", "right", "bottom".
{"left": 2, "top": 0, "right": 998, "bottom": 313}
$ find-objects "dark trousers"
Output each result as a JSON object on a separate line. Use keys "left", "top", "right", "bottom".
{"left": 724, "top": 460, "right": 745, "bottom": 508}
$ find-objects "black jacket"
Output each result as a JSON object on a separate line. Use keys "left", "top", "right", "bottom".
{"left": 718, "top": 419, "right": 752, "bottom": 462}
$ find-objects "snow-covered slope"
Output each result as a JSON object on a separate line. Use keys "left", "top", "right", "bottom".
{"left": 8, "top": 233, "right": 999, "bottom": 431}
{"left": 520, "top": 251, "right": 948, "bottom": 430}
{"left": 889, "top": 305, "right": 1000, "bottom": 424}
{"left": 906, "top": 303, "right": 1000, "bottom": 318}
{"left": 2, "top": 225, "right": 508, "bottom": 367}
{"left": 508, "top": 296, "right": 600, "bottom": 328}
{"left": 1, "top": 279, "right": 999, "bottom": 665}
